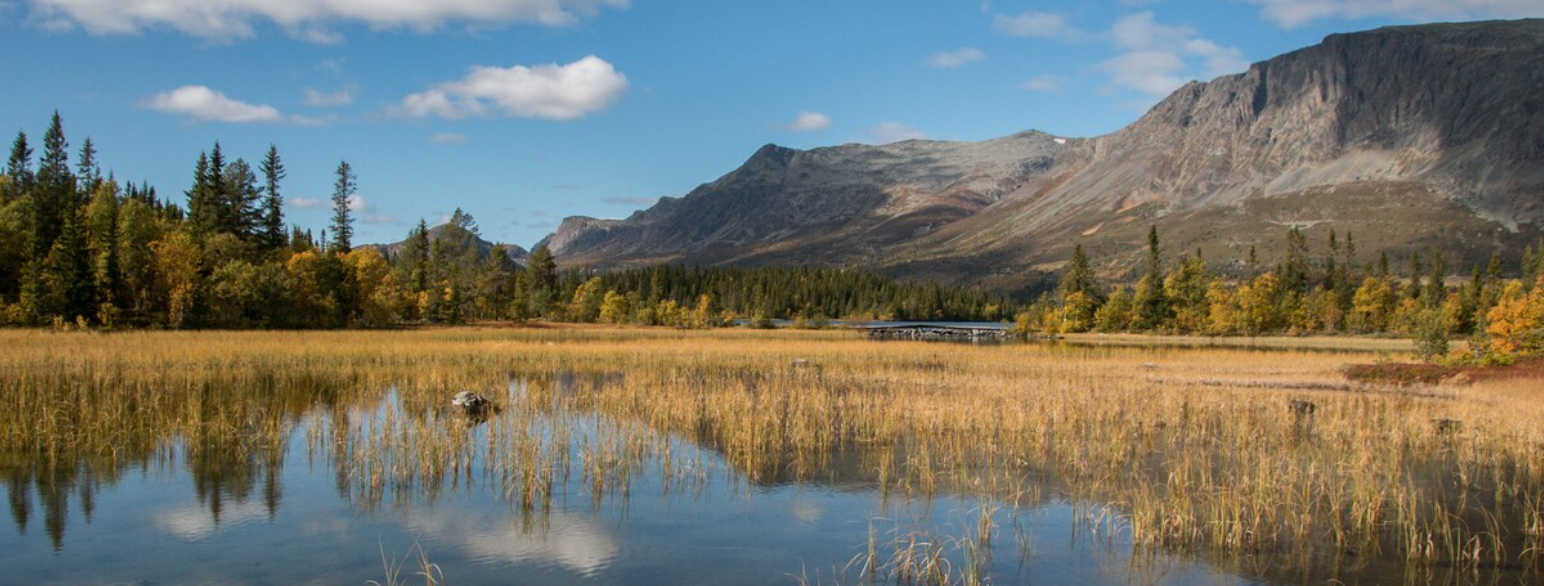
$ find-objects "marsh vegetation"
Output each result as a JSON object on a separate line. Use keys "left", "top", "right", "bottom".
{"left": 1, "top": 327, "right": 1540, "bottom": 585}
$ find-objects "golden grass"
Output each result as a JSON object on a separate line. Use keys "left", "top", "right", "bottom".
{"left": 1, "top": 326, "right": 1540, "bottom": 581}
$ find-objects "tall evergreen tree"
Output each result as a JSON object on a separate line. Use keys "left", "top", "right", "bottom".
{"left": 329, "top": 160, "right": 355, "bottom": 253}
{"left": 222, "top": 159, "right": 263, "bottom": 240}
{"left": 406, "top": 219, "right": 431, "bottom": 294}
{"left": 33, "top": 112, "right": 74, "bottom": 259}
{"left": 1132, "top": 226, "right": 1169, "bottom": 330}
{"left": 526, "top": 244, "right": 558, "bottom": 315}
{"left": 46, "top": 208, "right": 95, "bottom": 322}
{"left": 76, "top": 137, "right": 101, "bottom": 197}
{"left": 185, "top": 152, "right": 212, "bottom": 238}
{"left": 4, "top": 131, "right": 33, "bottom": 203}
{"left": 259, "top": 145, "right": 286, "bottom": 251}
{"left": 1059, "top": 243, "right": 1100, "bottom": 301}
{"left": 1425, "top": 249, "right": 1446, "bottom": 307}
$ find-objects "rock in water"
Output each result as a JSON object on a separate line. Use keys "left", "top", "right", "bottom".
{"left": 452, "top": 391, "right": 488, "bottom": 411}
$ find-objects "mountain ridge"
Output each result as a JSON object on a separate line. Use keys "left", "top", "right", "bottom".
{"left": 542, "top": 19, "right": 1544, "bottom": 292}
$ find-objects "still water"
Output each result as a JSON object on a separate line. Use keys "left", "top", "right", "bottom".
{"left": 0, "top": 377, "right": 1265, "bottom": 586}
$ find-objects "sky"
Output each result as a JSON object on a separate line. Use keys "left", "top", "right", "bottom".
{"left": 2, "top": 0, "right": 1541, "bottom": 248}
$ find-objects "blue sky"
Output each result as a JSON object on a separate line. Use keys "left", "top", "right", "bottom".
{"left": 2, "top": 0, "right": 1540, "bottom": 248}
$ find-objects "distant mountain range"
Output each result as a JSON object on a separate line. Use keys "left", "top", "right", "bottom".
{"left": 542, "top": 19, "right": 1544, "bottom": 292}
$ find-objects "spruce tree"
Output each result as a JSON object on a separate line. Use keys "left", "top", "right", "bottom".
{"left": 33, "top": 112, "right": 74, "bottom": 259}
{"left": 186, "top": 152, "right": 212, "bottom": 238}
{"left": 4, "top": 131, "right": 33, "bottom": 203}
{"left": 329, "top": 160, "right": 355, "bottom": 253}
{"left": 259, "top": 145, "right": 286, "bottom": 252}
{"left": 76, "top": 137, "right": 101, "bottom": 197}
{"left": 1132, "top": 225, "right": 1169, "bottom": 330}
{"left": 527, "top": 244, "right": 558, "bottom": 315}
{"left": 1425, "top": 250, "right": 1446, "bottom": 307}
{"left": 1059, "top": 243, "right": 1100, "bottom": 301}
{"left": 47, "top": 208, "right": 94, "bottom": 322}
{"left": 407, "top": 219, "right": 430, "bottom": 294}
{"left": 223, "top": 158, "right": 263, "bottom": 240}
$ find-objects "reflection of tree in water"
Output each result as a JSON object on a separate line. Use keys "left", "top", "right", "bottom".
{"left": 0, "top": 376, "right": 345, "bottom": 550}
{"left": 4, "top": 458, "right": 117, "bottom": 551}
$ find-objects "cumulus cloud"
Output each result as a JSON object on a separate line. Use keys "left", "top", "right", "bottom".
{"left": 1101, "top": 12, "right": 1246, "bottom": 98}
{"left": 291, "top": 197, "right": 325, "bottom": 209}
{"left": 864, "top": 122, "right": 927, "bottom": 145}
{"left": 992, "top": 11, "right": 1081, "bottom": 39}
{"left": 303, "top": 87, "right": 352, "bottom": 107}
{"left": 431, "top": 132, "right": 468, "bottom": 144}
{"left": 785, "top": 110, "right": 831, "bottom": 132}
{"left": 397, "top": 56, "right": 628, "bottom": 121}
{"left": 1244, "top": 0, "right": 1544, "bottom": 28}
{"left": 142, "top": 85, "right": 283, "bottom": 123}
{"left": 925, "top": 47, "right": 985, "bottom": 69}
{"left": 345, "top": 194, "right": 397, "bottom": 225}
{"left": 1021, "top": 75, "right": 1064, "bottom": 92}
{"left": 22, "top": 0, "right": 628, "bottom": 41}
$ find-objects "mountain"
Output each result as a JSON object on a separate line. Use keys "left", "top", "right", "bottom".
{"left": 372, "top": 224, "right": 530, "bottom": 265}
{"left": 545, "top": 20, "right": 1544, "bottom": 292}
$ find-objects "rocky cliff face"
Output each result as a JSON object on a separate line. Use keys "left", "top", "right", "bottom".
{"left": 547, "top": 132, "right": 1066, "bottom": 266}
{"left": 544, "top": 20, "right": 1544, "bottom": 290}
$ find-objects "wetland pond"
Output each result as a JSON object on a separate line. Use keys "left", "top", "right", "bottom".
{"left": 0, "top": 328, "right": 1538, "bottom": 585}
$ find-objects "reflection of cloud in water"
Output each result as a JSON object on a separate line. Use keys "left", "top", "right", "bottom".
{"left": 791, "top": 500, "right": 823, "bottom": 525}
{"left": 407, "top": 510, "right": 619, "bottom": 575}
{"left": 154, "top": 500, "right": 269, "bottom": 540}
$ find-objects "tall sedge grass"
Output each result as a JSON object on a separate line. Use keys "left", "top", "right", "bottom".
{"left": 0, "top": 327, "right": 1539, "bottom": 583}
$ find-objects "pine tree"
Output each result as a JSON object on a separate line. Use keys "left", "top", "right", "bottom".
{"left": 33, "top": 112, "right": 74, "bottom": 259}
{"left": 76, "top": 137, "right": 101, "bottom": 197}
{"left": 205, "top": 142, "right": 230, "bottom": 233}
{"left": 223, "top": 158, "right": 263, "bottom": 240}
{"left": 47, "top": 208, "right": 95, "bottom": 322}
{"left": 1425, "top": 249, "right": 1446, "bottom": 308}
{"left": 259, "top": 145, "right": 286, "bottom": 252}
{"left": 4, "top": 131, "right": 33, "bottom": 203}
{"left": 329, "top": 160, "right": 355, "bottom": 253}
{"left": 1132, "top": 225, "right": 1169, "bottom": 330}
{"left": 185, "top": 152, "right": 212, "bottom": 238}
{"left": 527, "top": 244, "right": 558, "bottom": 316}
{"left": 407, "top": 219, "right": 431, "bottom": 294}
{"left": 1059, "top": 243, "right": 1101, "bottom": 302}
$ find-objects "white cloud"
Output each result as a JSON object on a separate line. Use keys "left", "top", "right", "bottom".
{"left": 1021, "top": 75, "right": 1064, "bottom": 92}
{"left": 925, "top": 47, "right": 985, "bottom": 69}
{"left": 864, "top": 122, "right": 927, "bottom": 145}
{"left": 345, "top": 194, "right": 398, "bottom": 225}
{"left": 291, "top": 197, "right": 325, "bottom": 209}
{"left": 1245, "top": 0, "right": 1544, "bottom": 28}
{"left": 991, "top": 11, "right": 1080, "bottom": 39}
{"left": 303, "top": 87, "right": 352, "bottom": 107}
{"left": 22, "top": 0, "right": 628, "bottom": 41}
{"left": 1100, "top": 12, "right": 1246, "bottom": 98}
{"left": 397, "top": 55, "right": 628, "bottom": 121}
{"left": 785, "top": 110, "right": 831, "bottom": 132}
{"left": 431, "top": 132, "right": 468, "bottom": 144}
{"left": 142, "top": 85, "right": 283, "bottom": 123}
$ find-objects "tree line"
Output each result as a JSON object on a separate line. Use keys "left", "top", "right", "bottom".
{"left": 0, "top": 113, "right": 1010, "bottom": 330}
{"left": 1015, "top": 225, "right": 1544, "bottom": 363}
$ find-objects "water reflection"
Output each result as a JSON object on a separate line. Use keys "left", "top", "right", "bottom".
{"left": 0, "top": 367, "right": 1534, "bottom": 586}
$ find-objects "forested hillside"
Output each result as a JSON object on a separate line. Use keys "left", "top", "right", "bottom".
{"left": 0, "top": 114, "right": 1009, "bottom": 328}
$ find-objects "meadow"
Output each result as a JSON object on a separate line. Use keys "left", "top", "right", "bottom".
{"left": 0, "top": 326, "right": 1540, "bottom": 585}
